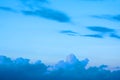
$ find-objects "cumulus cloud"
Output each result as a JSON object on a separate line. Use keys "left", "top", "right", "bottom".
{"left": 60, "top": 30, "right": 80, "bottom": 36}
{"left": 92, "top": 15, "right": 120, "bottom": 22}
{"left": 0, "top": 54, "right": 120, "bottom": 80}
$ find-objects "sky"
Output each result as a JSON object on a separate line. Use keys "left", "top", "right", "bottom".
{"left": 0, "top": 0, "right": 120, "bottom": 68}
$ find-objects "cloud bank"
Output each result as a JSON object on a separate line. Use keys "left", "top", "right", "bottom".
{"left": 0, "top": 54, "right": 120, "bottom": 80}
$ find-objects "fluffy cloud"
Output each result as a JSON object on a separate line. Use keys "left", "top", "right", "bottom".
{"left": 0, "top": 54, "right": 120, "bottom": 80}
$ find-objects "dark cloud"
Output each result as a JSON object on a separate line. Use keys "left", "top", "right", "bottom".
{"left": 0, "top": 54, "right": 120, "bottom": 80}
{"left": 109, "top": 33, "right": 120, "bottom": 39}
{"left": 22, "top": 8, "right": 71, "bottom": 23}
{"left": 92, "top": 15, "right": 120, "bottom": 22}
{"left": 0, "top": 6, "right": 16, "bottom": 12}
{"left": 82, "top": 34, "right": 103, "bottom": 38}
{"left": 60, "top": 30, "right": 79, "bottom": 36}
{"left": 87, "top": 26, "right": 115, "bottom": 33}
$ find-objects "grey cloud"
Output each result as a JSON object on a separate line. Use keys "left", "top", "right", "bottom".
{"left": 60, "top": 30, "right": 79, "bottom": 36}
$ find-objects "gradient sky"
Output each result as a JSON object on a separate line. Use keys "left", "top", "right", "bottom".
{"left": 0, "top": 0, "right": 120, "bottom": 67}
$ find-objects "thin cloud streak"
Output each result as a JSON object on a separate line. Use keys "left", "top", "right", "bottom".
{"left": 0, "top": 6, "right": 16, "bottom": 12}
{"left": 92, "top": 15, "right": 120, "bottom": 22}
{"left": 60, "top": 30, "right": 80, "bottom": 36}
{"left": 82, "top": 34, "right": 103, "bottom": 38}
{"left": 87, "top": 26, "right": 115, "bottom": 34}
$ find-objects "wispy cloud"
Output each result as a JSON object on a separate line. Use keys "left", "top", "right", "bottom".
{"left": 20, "top": 0, "right": 49, "bottom": 9}
{"left": 92, "top": 15, "right": 120, "bottom": 22}
{"left": 82, "top": 34, "right": 103, "bottom": 38}
{"left": 0, "top": 54, "right": 120, "bottom": 80}
{"left": 87, "top": 26, "right": 115, "bottom": 34}
{"left": 22, "top": 8, "right": 71, "bottom": 23}
{"left": 0, "top": 6, "right": 16, "bottom": 12}
{"left": 109, "top": 33, "right": 120, "bottom": 39}
{"left": 60, "top": 30, "right": 79, "bottom": 36}
{"left": 0, "top": 0, "right": 71, "bottom": 23}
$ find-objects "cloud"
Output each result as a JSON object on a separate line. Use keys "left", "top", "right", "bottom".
{"left": 87, "top": 26, "right": 115, "bottom": 34}
{"left": 109, "top": 33, "right": 120, "bottom": 39}
{"left": 82, "top": 34, "right": 103, "bottom": 38}
{"left": 0, "top": 54, "right": 120, "bottom": 80}
{"left": 22, "top": 8, "right": 71, "bottom": 23}
{"left": 20, "top": 0, "right": 71, "bottom": 23}
{"left": 60, "top": 30, "right": 79, "bottom": 36}
{"left": 20, "top": 0, "right": 49, "bottom": 9}
{"left": 0, "top": 6, "right": 16, "bottom": 12}
{"left": 0, "top": 0, "right": 71, "bottom": 23}
{"left": 92, "top": 15, "right": 120, "bottom": 22}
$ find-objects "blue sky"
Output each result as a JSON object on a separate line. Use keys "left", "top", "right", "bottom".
{"left": 0, "top": 0, "right": 120, "bottom": 67}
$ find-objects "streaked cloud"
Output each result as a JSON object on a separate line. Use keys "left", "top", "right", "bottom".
{"left": 109, "top": 33, "right": 120, "bottom": 39}
{"left": 0, "top": 6, "right": 16, "bottom": 12}
{"left": 82, "top": 34, "right": 103, "bottom": 38}
{"left": 87, "top": 26, "right": 115, "bottom": 34}
{"left": 60, "top": 30, "right": 79, "bottom": 36}
{"left": 0, "top": 0, "right": 71, "bottom": 23}
{"left": 92, "top": 15, "right": 120, "bottom": 22}
{"left": 22, "top": 8, "right": 71, "bottom": 23}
